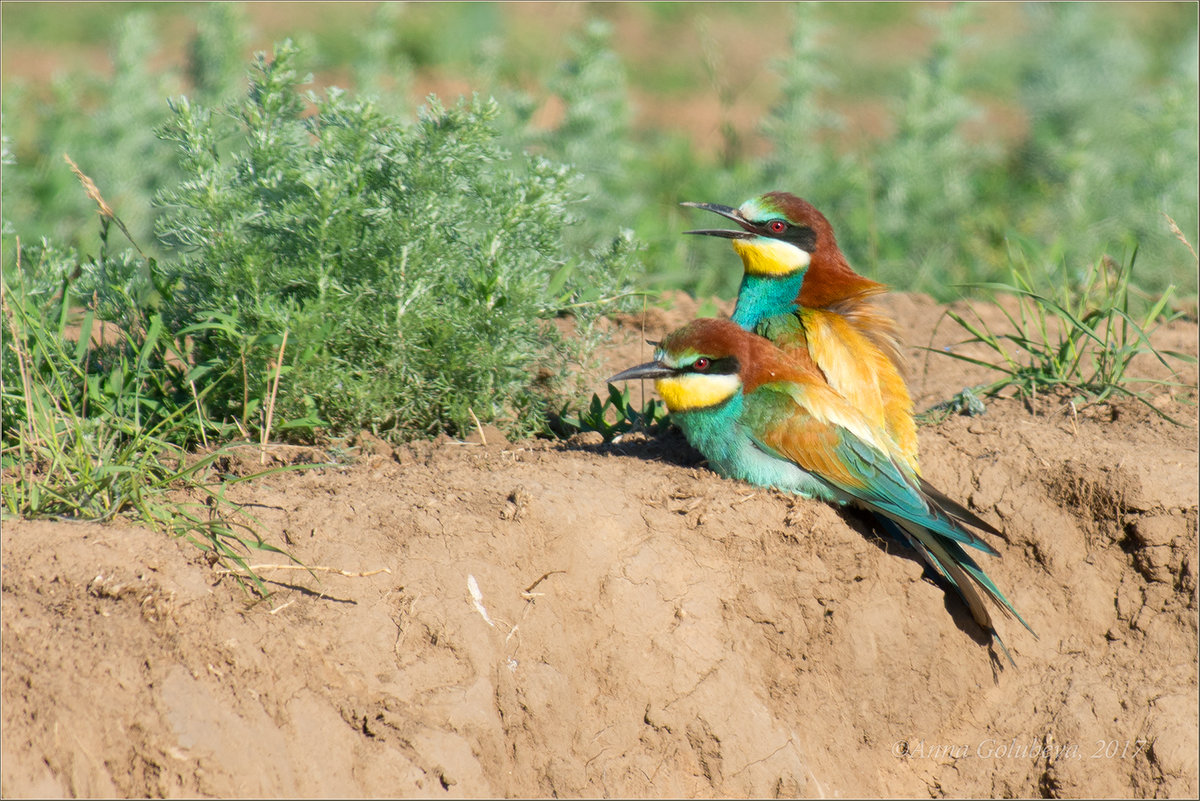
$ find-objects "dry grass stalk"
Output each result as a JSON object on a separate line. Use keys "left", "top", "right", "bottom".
{"left": 62, "top": 153, "right": 146, "bottom": 258}
{"left": 260, "top": 330, "right": 289, "bottom": 465}
{"left": 1163, "top": 213, "right": 1198, "bottom": 264}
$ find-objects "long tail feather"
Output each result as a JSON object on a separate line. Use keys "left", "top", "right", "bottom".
{"left": 919, "top": 477, "right": 1003, "bottom": 538}
{"left": 938, "top": 539, "right": 1039, "bottom": 638}
{"left": 896, "top": 519, "right": 993, "bottom": 629}
{"left": 887, "top": 515, "right": 1031, "bottom": 667}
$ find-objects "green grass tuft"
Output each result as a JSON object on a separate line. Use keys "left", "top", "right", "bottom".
{"left": 935, "top": 240, "right": 1196, "bottom": 422}
{"left": 1, "top": 243, "right": 304, "bottom": 596}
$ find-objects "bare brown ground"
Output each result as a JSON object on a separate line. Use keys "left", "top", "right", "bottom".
{"left": 3, "top": 294, "right": 1197, "bottom": 798}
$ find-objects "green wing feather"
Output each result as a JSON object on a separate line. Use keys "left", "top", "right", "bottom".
{"left": 746, "top": 382, "right": 997, "bottom": 555}
{"left": 742, "top": 378, "right": 1035, "bottom": 663}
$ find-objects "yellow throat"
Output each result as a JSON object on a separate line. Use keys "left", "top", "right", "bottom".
{"left": 655, "top": 373, "right": 740, "bottom": 412}
{"left": 731, "top": 237, "right": 811, "bottom": 277}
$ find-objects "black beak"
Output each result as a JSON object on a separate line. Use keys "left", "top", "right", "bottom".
{"left": 680, "top": 201, "right": 756, "bottom": 239}
{"left": 608, "top": 360, "right": 674, "bottom": 383}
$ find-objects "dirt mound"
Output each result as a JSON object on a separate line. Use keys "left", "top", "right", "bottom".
{"left": 3, "top": 294, "right": 1197, "bottom": 797}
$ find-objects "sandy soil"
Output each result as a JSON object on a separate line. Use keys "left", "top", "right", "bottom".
{"left": 3, "top": 294, "right": 1197, "bottom": 798}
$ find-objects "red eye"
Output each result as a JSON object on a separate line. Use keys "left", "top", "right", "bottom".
{"left": 694, "top": 357, "right": 710, "bottom": 371}
{"left": 768, "top": 220, "right": 786, "bottom": 234}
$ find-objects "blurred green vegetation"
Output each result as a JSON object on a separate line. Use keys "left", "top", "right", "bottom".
{"left": 3, "top": 2, "right": 1196, "bottom": 308}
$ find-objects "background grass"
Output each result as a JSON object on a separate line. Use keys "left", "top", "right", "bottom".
{"left": 4, "top": 2, "right": 1196, "bottom": 303}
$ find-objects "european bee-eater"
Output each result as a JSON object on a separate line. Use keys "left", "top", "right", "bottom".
{"left": 610, "top": 318, "right": 1034, "bottom": 664}
{"left": 683, "top": 192, "right": 920, "bottom": 475}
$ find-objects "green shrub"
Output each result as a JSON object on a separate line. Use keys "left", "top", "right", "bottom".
{"left": 154, "top": 41, "right": 635, "bottom": 441}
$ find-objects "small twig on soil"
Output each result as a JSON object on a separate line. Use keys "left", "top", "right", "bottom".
{"left": 216, "top": 564, "right": 391, "bottom": 578}
{"left": 522, "top": 569, "right": 566, "bottom": 598}
{"left": 731, "top": 492, "right": 760, "bottom": 506}
{"left": 269, "top": 598, "right": 296, "bottom": 615}
{"left": 261, "top": 329, "right": 289, "bottom": 465}
{"left": 468, "top": 406, "right": 487, "bottom": 446}
{"left": 640, "top": 293, "right": 652, "bottom": 424}
{"left": 468, "top": 573, "right": 495, "bottom": 627}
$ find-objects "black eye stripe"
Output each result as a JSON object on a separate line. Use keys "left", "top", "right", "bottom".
{"left": 760, "top": 221, "right": 817, "bottom": 252}
{"left": 677, "top": 356, "right": 739, "bottom": 375}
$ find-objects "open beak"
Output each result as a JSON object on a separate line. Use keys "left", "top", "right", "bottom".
{"left": 681, "top": 201, "right": 756, "bottom": 239}
{"left": 608, "top": 360, "right": 674, "bottom": 383}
